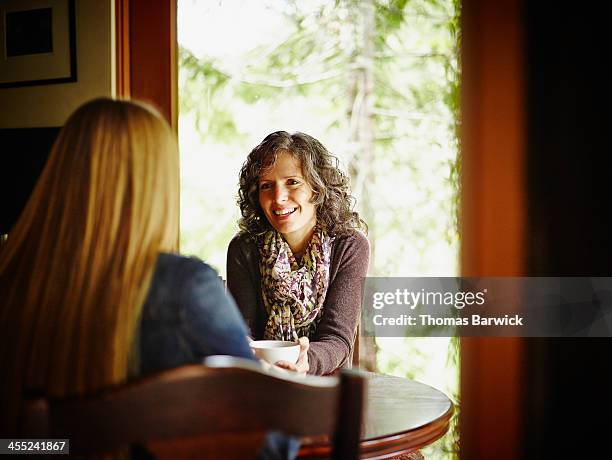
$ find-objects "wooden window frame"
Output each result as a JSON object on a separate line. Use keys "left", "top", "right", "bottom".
{"left": 114, "top": 0, "right": 177, "bottom": 131}
{"left": 116, "top": 1, "right": 527, "bottom": 456}
{"left": 460, "top": 0, "right": 525, "bottom": 458}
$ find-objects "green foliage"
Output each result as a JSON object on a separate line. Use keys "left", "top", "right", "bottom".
{"left": 377, "top": 0, "right": 410, "bottom": 31}
{"left": 179, "top": 47, "right": 241, "bottom": 140}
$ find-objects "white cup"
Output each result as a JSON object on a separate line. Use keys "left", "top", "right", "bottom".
{"left": 249, "top": 340, "right": 300, "bottom": 364}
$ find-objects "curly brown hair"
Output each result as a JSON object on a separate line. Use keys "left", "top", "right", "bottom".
{"left": 237, "top": 131, "right": 367, "bottom": 238}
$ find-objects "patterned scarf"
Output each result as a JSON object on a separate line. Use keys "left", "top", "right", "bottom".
{"left": 259, "top": 226, "right": 334, "bottom": 341}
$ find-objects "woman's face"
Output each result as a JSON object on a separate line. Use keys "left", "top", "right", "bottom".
{"left": 258, "top": 150, "right": 317, "bottom": 251}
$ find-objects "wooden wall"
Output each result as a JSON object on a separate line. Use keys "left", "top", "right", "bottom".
{"left": 461, "top": 0, "right": 612, "bottom": 458}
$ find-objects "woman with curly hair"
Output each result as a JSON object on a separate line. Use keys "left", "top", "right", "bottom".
{"left": 227, "top": 131, "right": 370, "bottom": 375}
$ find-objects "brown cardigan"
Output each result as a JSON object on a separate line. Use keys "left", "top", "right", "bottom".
{"left": 226, "top": 230, "right": 370, "bottom": 375}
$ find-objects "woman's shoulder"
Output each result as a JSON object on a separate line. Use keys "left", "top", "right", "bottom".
{"left": 156, "top": 251, "right": 213, "bottom": 270}
{"left": 329, "top": 230, "right": 370, "bottom": 274}
{"left": 228, "top": 232, "right": 259, "bottom": 257}
{"left": 332, "top": 229, "right": 370, "bottom": 252}
{"left": 142, "top": 253, "right": 223, "bottom": 321}
{"left": 229, "top": 231, "right": 257, "bottom": 246}
{"left": 154, "top": 252, "right": 220, "bottom": 285}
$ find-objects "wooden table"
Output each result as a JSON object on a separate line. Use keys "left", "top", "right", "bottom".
{"left": 298, "top": 373, "right": 453, "bottom": 459}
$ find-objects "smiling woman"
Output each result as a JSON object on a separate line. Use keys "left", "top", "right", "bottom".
{"left": 227, "top": 131, "right": 370, "bottom": 376}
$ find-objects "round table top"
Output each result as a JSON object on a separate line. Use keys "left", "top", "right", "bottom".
{"left": 299, "top": 372, "right": 453, "bottom": 459}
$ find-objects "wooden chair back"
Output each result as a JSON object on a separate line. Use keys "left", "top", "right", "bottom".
{"left": 21, "top": 356, "right": 365, "bottom": 459}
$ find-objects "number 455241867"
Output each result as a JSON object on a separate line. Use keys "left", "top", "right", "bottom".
{"left": 1, "top": 439, "right": 69, "bottom": 455}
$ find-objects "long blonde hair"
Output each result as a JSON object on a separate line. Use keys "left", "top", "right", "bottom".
{"left": 0, "top": 98, "right": 179, "bottom": 434}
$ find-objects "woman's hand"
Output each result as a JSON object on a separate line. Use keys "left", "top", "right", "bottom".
{"left": 275, "top": 337, "right": 309, "bottom": 374}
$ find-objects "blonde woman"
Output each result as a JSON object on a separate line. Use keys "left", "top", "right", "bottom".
{"left": 0, "top": 99, "right": 255, "bottom": 436}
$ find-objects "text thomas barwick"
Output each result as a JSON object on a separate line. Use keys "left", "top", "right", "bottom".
{"left": 372, "top": 314, "right": 524, "bottom": 327}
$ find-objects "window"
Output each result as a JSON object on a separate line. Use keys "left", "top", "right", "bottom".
{"left": 179, "top": 1, "right": 460, "bottom": 456}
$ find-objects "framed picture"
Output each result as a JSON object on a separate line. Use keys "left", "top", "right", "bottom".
{"left": 0, "top": 0, "right": 76, "bottom": 88}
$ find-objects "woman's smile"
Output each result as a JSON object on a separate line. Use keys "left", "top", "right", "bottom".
{"left": 270, "top": 206, "right": 297, "bottom": 223}
{"left": 273, "top": 207, "right": 297, "bottom": 217}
